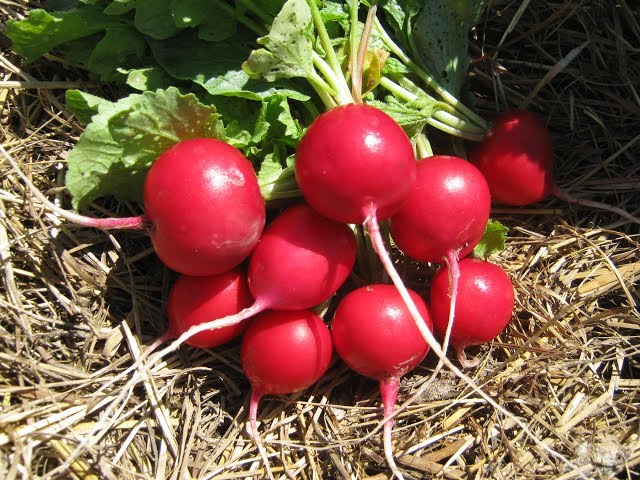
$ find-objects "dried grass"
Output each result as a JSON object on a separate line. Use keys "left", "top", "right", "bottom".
{"left": 1, "top": 1, "right": 639, "bottom": 479}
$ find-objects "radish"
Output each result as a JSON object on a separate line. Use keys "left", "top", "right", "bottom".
{"left": 1, "top": 138, "right": 267, "bottom": 276}
{"left": 142, "top": 138, "right": 266, "bottom": 276}
{"left": 469, "top": 110, "right": 640, "bottom": 223}
{"left": 331, "top": 284, "right": 432, "bottom": 480}
{"left": 241, "top": 309, "right": 333, "bottom": 478}
{"left": 429, "top": 258, "right": 515, "bottom": 367}
{"left": 166, "top": 268, "right": 253, "bottom": 349}
{"left": 389, "top": 155, "right": 491, "bottom": 366}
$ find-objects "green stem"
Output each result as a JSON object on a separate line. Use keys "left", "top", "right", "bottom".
{"left": 312, "top": 52, "right": 353, "bottom": 105}
{"left": 373, "top": 18, "right": 488, "bottom": 131}
{"left": 308, "top": 72, "right": 339, "bottom": 109}
{"left": 378, "top": 77, "right": 485, "bottom": 142}
{"left": 306, "top": 0, "right": 347, "bottom": 80}
{"left": 416, "top": 133, "right": 433, "bottom": 158}
{"left": 348, "top": 0, "right": 360, "bottom": 101}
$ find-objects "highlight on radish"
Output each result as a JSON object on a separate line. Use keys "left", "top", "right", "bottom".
{"left": 331, "top": 284, "right": 433, "bottom": 480}
{"left": 429, "top": 258, "right": 515, "bottom": 367}
{"left": 469, "top": 110, "right": 640, "bottom": 224}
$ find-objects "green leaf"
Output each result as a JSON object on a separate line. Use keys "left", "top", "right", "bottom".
{"left": 66, "top": 89, "right": 113, "bottom": 125}
{"left": 170, "top": 0, "right": 237, "bottom": 41}
{"left": 242, "top": 0, "right": 315, "bottom": 81}
{"left": 108, "top": 87, "right": 224, "bottom": 171}
{"left": 88, "top": 27, "right": 147, "bottom": 81}
{"left": 65, "top": 88, "right": 224, "bottom": 208}
{"left": 103, "top": 0, "right": 136, "bottom": 16}
{"left": 368, "top": 96, "right": 437, "bottom": 142}
{"left": 148, "top": 30, "right": 309, "bottom": 101}
{"left": 122, "top": 67, "right": 177, "bottom": 92}
{"left": 134, "top": 0, "right": 180, "bottom": 40}
{"left": 65, "top": 94, "right": 141, "bottom": 209}
{"left": 473, "top": 220, "right": 509, "bottom": 259}
{"left": 412, "top": 0, "right": 488, "bottom": 96}
{"left": 5, "top": 7, "right": 121, "bottom": 62}
{"left": 252, "top": 94, "right": 302, "bottom": 146}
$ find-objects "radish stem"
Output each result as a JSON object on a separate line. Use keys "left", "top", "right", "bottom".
{"left": 379, "top": 376, "right": 403, "bottom": 480}
{"left": 1, "top": 145, "right": 148, "bottom": 230}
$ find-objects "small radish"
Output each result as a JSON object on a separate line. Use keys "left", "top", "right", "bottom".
{"left": 166, "top": 268, "right": 253, "bottom": 349}
{"left": 2, "top": 139, "right": 267, "bottom": 276}
{"left": 469, "top": 110, "right": 640, "bottom": 223}
{"left": 429, "top": 257, "right": 515, "bottom": 367}
{"left": 469, "top": 110, "right": 553, "bottom": 206}
{"left": 389, "top": 155, "right": 491, "bottom": 264}
{"left": 331, "top": 284, "right": 432, "bottom": 480}
{"left": 241, "top": 309, "right": 333, "bottom": 478}
{"left": 389, "top": 155, "right": 491, "bottom": 364}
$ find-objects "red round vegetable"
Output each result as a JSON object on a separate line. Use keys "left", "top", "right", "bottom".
{"left": 389, "top": 155, "right": 491, "bottom": 264}
{"left": 430, "top": 258, "right": 515, "bottom": 367}
{"left": 247, "top": 203, "right": 356, "bottom": 311}
{"left": 143, "top": 138, "right": 266, "bottom": 276}
{"left": 331, "top": 284, "right": 432, "bottom": 479}
{"left": 469, "top": 110, "right": 554, "bottom": 206}
{"left": 241, "top": 309, "right": 333, "bottom": 474}
{"left": 295, "top": 103, "right": 416, "bottom": 224}
{"left": 167, "top": 268, "right": 253, "bottom": 349}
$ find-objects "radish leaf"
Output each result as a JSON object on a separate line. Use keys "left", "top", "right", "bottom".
{"left": 473, "top": 220, "right": 508, "bottom": 259}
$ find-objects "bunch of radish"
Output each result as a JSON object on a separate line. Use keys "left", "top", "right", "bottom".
{"left": 9, "top": 2, "right": 624, "bottom": 477}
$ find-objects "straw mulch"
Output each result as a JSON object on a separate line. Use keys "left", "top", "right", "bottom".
{"left": 1, "top": 1, "right": 639, "bottom": 479}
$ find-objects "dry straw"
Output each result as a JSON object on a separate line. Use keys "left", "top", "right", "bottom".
{"left": 1, "top": 1, "right": 639, "bottom": 479}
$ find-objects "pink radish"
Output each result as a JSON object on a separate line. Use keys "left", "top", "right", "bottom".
{"left": 241, "top": 309, "right": 333, "bottom": 477}
{"left": 166, "top": 268, "right": 253, "bottom": 349}
{"left": 389, "top": 155, "right": 491, "bottom": 363}
{"left": 469, "top": 110, "right": 640, "bottom": 223}
{"left": 430, "top": 258, "right": 515, "bottom": 367}
{"left": 2, "top": 138, "right": 266, "bottom": 276}
{"left": 331, "top": 284, "right": 432, "bottom": 479}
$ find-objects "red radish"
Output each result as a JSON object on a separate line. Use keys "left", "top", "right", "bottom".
{"left": 470, "top": 110, "right": 640, "bottom": 223}
{"left": 469, "top": 110, "right": 553, "bottom": 206}
{"left": 331, "top": 284, "right": 432, "bottom": 480}
{"left": 389, "top": 155, "right": 491, "bottom": 364}
{"left": 2, "top": 138, "right": 267, "bottom": 276}
{"left": 389, "top": 155, "right": 491, "bottom": 264}
{"left": 241, "top": 309, "right": 333, "bottom": 477}
{"left": 166, "top": 268, "right": 253, "bottom": 349}
{"left": 295, "top": 104, "right": 416, "bottom": 225}
{"left": 142, "top": 138, "right": 266, "bottom": 276}
{"left": 430, "top": 258, "right": 515, "bottom": 367}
